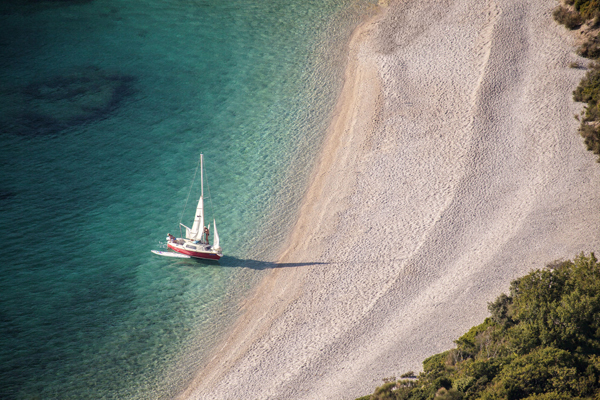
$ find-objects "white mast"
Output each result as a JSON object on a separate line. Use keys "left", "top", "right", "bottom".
{"left": 183, "top": 154, "right": 205, "bottom": 241}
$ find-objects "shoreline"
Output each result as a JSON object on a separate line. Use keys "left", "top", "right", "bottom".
{"left": 178, "top": 0, "right": 600, "bottom": 398}
{"left": 175, "top": 7, "right": 385, "bottom": 399}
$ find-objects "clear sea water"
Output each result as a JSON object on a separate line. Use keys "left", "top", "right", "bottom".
{"left": 0, "top": 0, "right": 374, "bottom": 398}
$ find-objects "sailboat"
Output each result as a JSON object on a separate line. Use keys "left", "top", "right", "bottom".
{"left": 153, "top": 153, "right": 222, "bottom": 261}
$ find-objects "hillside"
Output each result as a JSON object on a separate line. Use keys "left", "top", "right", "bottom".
{"left": 361, "top": 254, "right": 600, "bottom": 400}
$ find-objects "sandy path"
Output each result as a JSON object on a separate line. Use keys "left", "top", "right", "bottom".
{"left": 179, "top": 0, "right": 600, "bottom": 399}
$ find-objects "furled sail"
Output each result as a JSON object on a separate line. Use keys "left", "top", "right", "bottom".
{"left": 188, "top": 195, "right": 204, "bottom": 240}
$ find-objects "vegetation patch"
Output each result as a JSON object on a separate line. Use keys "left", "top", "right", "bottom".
{"left": 554, "top": 0, "right": 600, "bottom": 161}
{"left": 359, "top": 254, "right": 600, "bottom": 400}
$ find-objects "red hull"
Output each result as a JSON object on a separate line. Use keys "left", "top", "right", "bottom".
{"left": 167, "top": 243, "right": 221, "bottom": 260}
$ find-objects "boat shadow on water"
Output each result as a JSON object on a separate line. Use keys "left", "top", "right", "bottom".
{"left": 220, "top": 256, "right": 328, "bottom": 270}
{"left": 169, "top": 255, "right": 328, "bottom": 270}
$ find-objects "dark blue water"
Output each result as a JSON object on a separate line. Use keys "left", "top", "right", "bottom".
{"left": 0, "top": 0, "right": 373, "bottom": 398}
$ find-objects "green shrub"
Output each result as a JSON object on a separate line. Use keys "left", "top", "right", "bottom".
{"left": 433, "top": 376, "right": 452, "bottom": 391}
{"left": 359, "top": 254, "right": 600, "bottom": 400}
{"left": 579, "top": 124, "right": 600, "bottom": 160}
{"left": 575, "top": 0, "right": 600, "bottom": 19}
{"left": 370, "top": 382, "right": 398, "bottom": 400}
{"left": 478, "top": 347, "right": 580, "bottom": 399}
{"left": 434, "top": 387, "right": 464, "bottom": 399}
{"left": 553, "top": 6, "right": 584, "bottom": 29}
{"left": 578, "top": 37, "right": 600, "bottom": 58}
{"left": 452, "top": 376, "right": 475, "bottom": 393}
{"left": 522, "top": 392, "right": 582, "bottom": 400}
{"left": 573, "top": 68, "right": 600, "bottom": 161}
{"left": 555, "top": 0, "right": 600, "bottom": 159}
{"left": 488, "top": 293, "right": 514, "bottom": 328}
{"left": 367, "top": 380, "right": 417, "bottom": 400}
{"left": 574, "top": 68, "right": 600, "bottom": 104}
{"left": 423, "top": 351, "right": 451, "bottom": 374}
{"left": 464, "top": 357, "right": 506, "bottom": 382}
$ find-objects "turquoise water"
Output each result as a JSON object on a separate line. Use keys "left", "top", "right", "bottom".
{"left": 0, "top": 0, "right": 374, "bottom": 398}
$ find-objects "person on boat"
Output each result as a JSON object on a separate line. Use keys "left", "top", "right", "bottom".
{"left": 204, "top": 226, "right": 210, "bottom": 244}
{"left": 167, "top": 233, "right": 176, "bottom": 243}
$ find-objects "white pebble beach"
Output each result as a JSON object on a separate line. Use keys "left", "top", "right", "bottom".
{"left": 177, "top": 0, "right": 600, "bottom": 398}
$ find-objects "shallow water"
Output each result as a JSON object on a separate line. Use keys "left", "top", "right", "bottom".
{"left": 0, "top": 0, "right": 374, "bottom": 398}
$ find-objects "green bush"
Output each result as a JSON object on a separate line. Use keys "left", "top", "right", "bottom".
{"left": 488, "top": 293, "right": 514, "bottom": 328}
{"left": 554, "top": 0, "right": 600, "bottom": 160}
{"left": 434, "top": 387, "right": 464, "bottom": 399}
{"left": 522, "top": 393, "right": 583, "bottom": 400}
{"left": 452, "top": 376, "right": 475, "bottom": 393}
{"left": 573, "top": 67, "right": 600, "bottom": 161}
{"left": 478, "top": 347, "right": 580, "bottom": 399}
{"left": 368, "top": 380, "right": 416, "bottom": 400}
{"left": 579, "top": 124, "right": 600, "bottom": 159}
{"left": 422, "top": 351, "right": 451, "bottom": 375}
{"left": 553, "top": 6, "right": 583, "bottom": 29}
{"left": 578, "top": 37, "right": 600, "bottom": 58}
{"left": 575, "top": 0, "right": 600, "bottom": 19}
{"left": 358, "top": 254, "right": 600, "bottom": 400}
{"left": 573, "top": 69, "right": 600, "bottom": 114}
